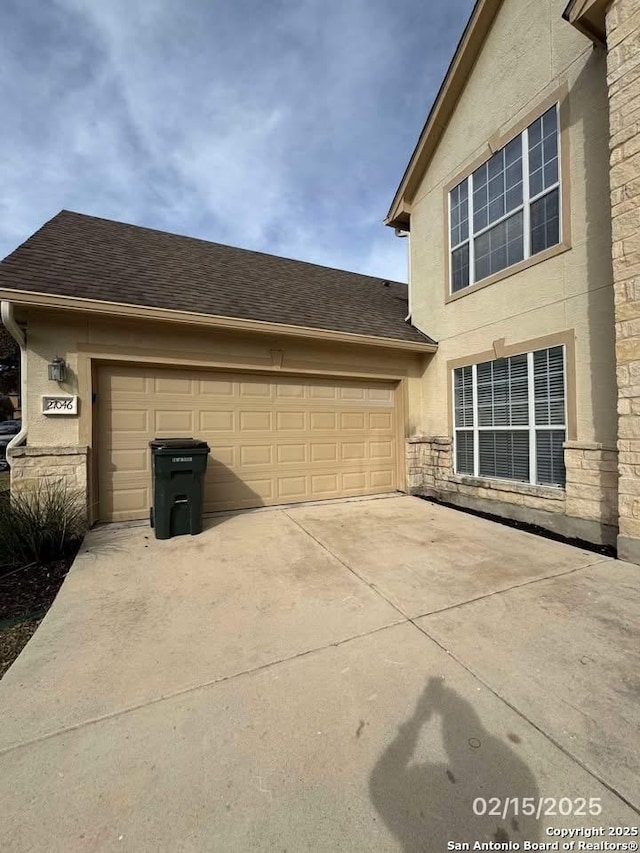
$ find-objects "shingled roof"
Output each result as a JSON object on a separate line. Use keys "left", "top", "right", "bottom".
{"left": 0, "top": 211, "right": 434, "bottom": 346}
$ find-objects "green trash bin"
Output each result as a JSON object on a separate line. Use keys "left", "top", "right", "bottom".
{"left": 149, "top": 438, "right": 211, "bottom": 540}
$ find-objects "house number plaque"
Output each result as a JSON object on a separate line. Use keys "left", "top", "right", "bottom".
{"left": 42, "top": 395, "right": 78, "bottom": 415}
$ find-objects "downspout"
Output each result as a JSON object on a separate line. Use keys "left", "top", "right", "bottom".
{"left": 0, "top": 301, "right": 27, "bottom": 452}
{"left": 395, "top": 227, "right": 411, "bottom": 321}
{"left": 406, "top": 229, "right": 412, "bottom": 322}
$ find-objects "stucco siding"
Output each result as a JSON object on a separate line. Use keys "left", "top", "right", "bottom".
{"left": 409, "top": 0, "right": 616, "bottom": 447}
{"left": 25, "top": 313, "right": 85, "bottom": 447}
{"left": 15, "top": 307, "right": 427, "bottom": 519}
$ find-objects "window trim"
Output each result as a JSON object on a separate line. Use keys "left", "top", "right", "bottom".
{"left": 442, "top": 84, "right": 571, "bottom": 303}
{"left": 446, "top": 330, "right": 577, "bottom": 486}
{"left": 452, "top": 349, "right": 567, "bottom": 488}
{"left": 449, "top": 107, "right": 560, "bottom": 292}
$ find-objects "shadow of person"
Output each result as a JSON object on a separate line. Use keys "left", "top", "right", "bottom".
{"left": 369, "top": 677, "right": 540, "bottom": 851}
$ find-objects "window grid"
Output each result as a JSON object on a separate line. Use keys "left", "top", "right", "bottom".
{"left": 452, "top": 346, "right": 566, "bottom": 487}
{"left": 522, "top": 126, "right": 532, "bottom": 265}
{"left": 449, "top": 103, "right": 561, "bottom": 294}
{"left": 527, "top": 351, "right": 537, "bottom": 486}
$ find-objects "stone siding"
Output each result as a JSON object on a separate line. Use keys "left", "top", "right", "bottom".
{"left": 9, "top": 446, "right": 89, "bottom": 506}
{"left": 564, "top": 441, "right": 619, "bottom": 527}
{"left": 606, "top": 0, "right": 640, "bottom": 561}
{"left": 406, "top": 436, "right": 617, "bottom": 546}
{"left": 407, "top": 435, "right": 566, "bottom": 510}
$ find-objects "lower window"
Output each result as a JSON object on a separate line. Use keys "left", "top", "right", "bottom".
{"left": 453, "top": 346, "right": 566, "bottom": 487}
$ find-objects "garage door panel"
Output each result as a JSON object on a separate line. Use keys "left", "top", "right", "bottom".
{"left": 341, "top": 442, "right": 366, "bottom": 460}
{"left": 199, "top": 377, "right": 234, "bottom": 396}
{"left": 239, "top": 445, "right": 273, "bottom": 466}
{"left": 311, "top": 473, "right": 339, "bottom": 494}
{"left": 276, "top": 383, "right": 305, "bottom": 398}
{"left": 153, "top": 375, "right": 193, "bottom": 394}
{"left": 370, "top": 440, "right": 394, "bottom": 460}
{"left": 342, "top": 471, "right": 367, "bottom": 491}
{"left": 112, "top": 409, "right": 150, "bottom": 434}
{"left": 205, "top": 477, "right": 274, "bottom": 512}
{"left": 310, "top": 412, "right": 337, "bottom": 431}
{"left": 276, "top": 444, "right": 307, "bottom": 464}
{"left": 276, "top": 411, "right": 306, "bottom": 431}
{"left": 371, "top": 469, "right": 395, "bottom": 488}
{"left": 206, "top": 445, "right": 235, "bottom": 467}
{"left": 110, "top": 448, "right": 148, "bottom": 473}
{"left": 154, "top": 410, "right": 195, "bottom": 432}
{"left": 239, "top": 411, "right": 272, "bottom": 431}
{"left": 309, "top": 385, "right": 337, "bottom": 400}
{"left": 340, "top": 386, "right": 366, "bottom": 401}
{"left": 200, "top": 410, "right": 235, "bottom": 431}
{"left": 310, "top": 442, "right": 337, "bottom": 462}
{"left": 277, "top": 475, "right": 308, "bottom": 499}
{"left": 369, "top": 412, "right": 393, "bottom": 430}
{"left": 106, "top": 374, "right": 148, "bottom": 395}
{"left": 101, "top": 487, "right": 148, "bottom": 519}
{"left": 340, "top": 412, "right": 366, "bottom": 430}
{"left": 98, "top": 365, "right": 400, "bottom": 522}
{"left": 239, "top": 380, "right": 272, "bottom": 399}
{"left": 369, "top": 387, "right": 394, "bottom": 404}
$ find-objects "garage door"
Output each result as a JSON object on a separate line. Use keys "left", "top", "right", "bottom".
{"left": 97, "top": 364, "right": 401, "bottom": 522}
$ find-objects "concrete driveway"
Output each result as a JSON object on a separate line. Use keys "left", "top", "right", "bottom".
{"left": 1, "top": 495, "right": 638, "bottom": 852}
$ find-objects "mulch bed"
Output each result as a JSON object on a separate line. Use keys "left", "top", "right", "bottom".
{"left": 0, "top": 554, "right": 77, "bottom": 680}
{"left": 0, "top": 619, "right": 43, "bottom": 680}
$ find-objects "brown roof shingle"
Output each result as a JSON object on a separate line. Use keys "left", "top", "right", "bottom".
{"left": 0, "top": 211, "right": 434, "bottom": 346}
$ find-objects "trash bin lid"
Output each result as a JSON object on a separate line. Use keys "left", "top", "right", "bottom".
{"left": 149, "top": 437, "right": 210, "bottom": 450}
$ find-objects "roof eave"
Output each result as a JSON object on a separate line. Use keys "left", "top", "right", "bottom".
{"left": 0, "top": 289, "right": 437, "bottom": 353}
{"left": 562, "top": 0, "right": 608, "bottom": 46}
{"left": 385, "top": 0, "right": 504, "bottom": 229}
{"left": 384, "top": 203, "right": 412, "bottom": 232}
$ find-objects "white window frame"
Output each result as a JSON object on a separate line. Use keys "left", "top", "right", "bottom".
{"left": 448, "top": 102, "right": 562, "bottom": 294}
{"left": 452, "top": 345, "right": 567, "bottom": 488}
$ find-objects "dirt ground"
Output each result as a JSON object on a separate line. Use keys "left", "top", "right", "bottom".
{"left": 0, "top": 557, "right": 74, "bottom": 680}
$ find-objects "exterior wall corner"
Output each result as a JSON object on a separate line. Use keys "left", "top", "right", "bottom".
{"left": 606, "top": 0, "right": 640, "bottom": 564}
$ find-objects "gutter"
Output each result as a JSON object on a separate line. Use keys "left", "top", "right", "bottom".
{"left": 0, "top": 300, "right": 27, "bottom": 453}
{"left": 0, "top": 288, "right": 438, "bottom": 353}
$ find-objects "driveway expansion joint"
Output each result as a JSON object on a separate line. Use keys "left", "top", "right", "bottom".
{"left": 0, "top": 618, "right": 407, "bottom": 758}
{"left": 284, "top": 511, "right": 638, "bottom": 816}
{"left": 282, "top": 509, "right": 410, "bottom": 621}
{"left": 412, "top": 619, "right": 640, "bottom": 818}
{"left": 410, "top": 556, "right": 612, "bottom": 620}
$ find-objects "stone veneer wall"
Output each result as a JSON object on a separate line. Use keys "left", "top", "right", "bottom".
{"left": 9, "top": 446, "right": 88, "bottom": 507}
{"left": 606, "top": 0, "right": 640, "bottom": 563}
{"left": 564, "top": 441, "right": 619, "bottom": 529}
{"left": 407, "top": 436, "right": 618, "bottom": 546}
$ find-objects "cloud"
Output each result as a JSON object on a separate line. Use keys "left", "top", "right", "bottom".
{"left": 0, "top": 0, "right": 475, "bottom": 281}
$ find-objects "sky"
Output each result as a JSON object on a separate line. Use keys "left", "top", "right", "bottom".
{"left": 1, "top": 0, "right": 475, "bottom": 282}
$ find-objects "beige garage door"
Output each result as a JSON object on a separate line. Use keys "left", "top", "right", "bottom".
{"left": 97, "top": 364, "right": 401, "bottom": 522}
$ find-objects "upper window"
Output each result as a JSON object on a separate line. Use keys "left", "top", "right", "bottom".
{"left": 449, "top": 105, "right": 561, "bottom": 294}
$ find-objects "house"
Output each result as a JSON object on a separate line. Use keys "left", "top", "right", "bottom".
{"left": 1, "top": 0, "right": 638, "bottom": 563}
{"left": 385, "top": 0, "right": 640, "bottom": 563}
{"left": 0, "top": 211, "right": 435, "bottom": 522}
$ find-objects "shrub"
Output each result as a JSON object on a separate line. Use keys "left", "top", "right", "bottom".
{"left": 0, "top": 479, "right": 87, "bottom": 570}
